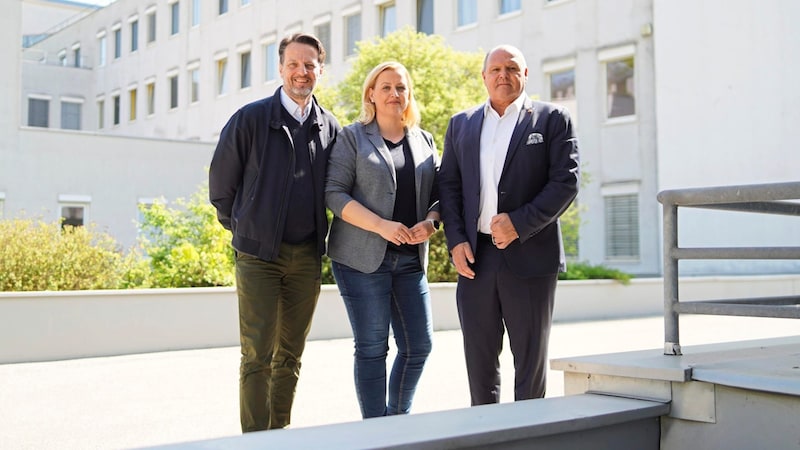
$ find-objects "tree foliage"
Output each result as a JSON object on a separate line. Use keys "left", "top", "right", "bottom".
{"left": 135, "top": 184, "right": 234, "bottom": 288}
{"left": 315, "top": 27, "right": 486, "bottom": 152}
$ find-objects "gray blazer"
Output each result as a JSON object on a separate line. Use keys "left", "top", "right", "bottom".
{"left": 325, "top": 120, "right": 439, "bottom": 273}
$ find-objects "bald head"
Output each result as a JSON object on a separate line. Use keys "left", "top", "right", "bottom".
{"left": 483, "top": 45, "right": 528, "bottom": 72}
{"left": 482, "top": 44, "right": 529, "bottom": 115}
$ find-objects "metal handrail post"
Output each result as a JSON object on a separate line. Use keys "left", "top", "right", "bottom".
{"left": 663, "top": 203, "right": 681, "bottom": 355}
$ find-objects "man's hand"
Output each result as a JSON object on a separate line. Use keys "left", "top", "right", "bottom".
{"left": 490, "top": 213, "right": 519, "bottom": 249}
{"left": 451, "top": 242, "right": 476, "bottom": 279}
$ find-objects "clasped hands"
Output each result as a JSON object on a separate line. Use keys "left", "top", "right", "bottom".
{"left": 380, "top": 219, "right": 437, "bottom": 246}
{"left": 451, "top": 213, "right": 519, "bottom": 280}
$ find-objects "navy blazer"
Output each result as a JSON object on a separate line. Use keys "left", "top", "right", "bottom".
{"left": 439, "top": 97, "right": 579, "bottom": 278}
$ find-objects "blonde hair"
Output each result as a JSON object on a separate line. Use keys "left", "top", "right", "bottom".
{"left": 358, "top": 61, "right": 421, "bottom": 128}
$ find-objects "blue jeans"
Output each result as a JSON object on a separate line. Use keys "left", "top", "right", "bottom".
{"left": 332, "top": 251, "right": 433, "bottom": 418}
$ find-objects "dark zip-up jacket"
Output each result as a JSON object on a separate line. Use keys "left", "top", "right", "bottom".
{"left": 209, "top": 87, "right": 341, "bottom": 261}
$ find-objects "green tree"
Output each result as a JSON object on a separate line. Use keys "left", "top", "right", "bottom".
{"left": 136, "top": 184, "right": 234, "bottom": 287}
{"left": 315, "top": 26, "right": 486, "bottom": 152}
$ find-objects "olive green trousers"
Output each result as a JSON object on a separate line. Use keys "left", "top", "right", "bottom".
{"left": 234, "top": 241, "right": 320, "bottom": 432}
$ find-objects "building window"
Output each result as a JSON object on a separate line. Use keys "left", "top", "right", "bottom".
{"left": 61, "top": 100, "right": 82, "bottom": 130}
{"left": 606, "top": 57, "right": 635, "bottom": 119}
{"left": 169, "top": 74, "right": 179, "bottom": 109}
{"left": 216, "top": 57, "right": 228, "bottom": 95}
{"left": 97, "top": 99, "right": 104, "bottom": 129}
{"left": 380, "top": 3, "right": 397, "bottom": 37}
{"left": 129, "top": 88, "right": 137, "bottom": 121}
{"left": 219, "top": 0, "right": 228, "bottom": 15}
{"left": 544, "top": 59, "right": 577, "bottom": 127}
{"left": 58, "top": 50, "right": 67, "bottom": 66}
{"left": 241, "top": 0, "right": 250, "bottom": 5}
{"left": 263, "top": 42, "right": 277, "bottom": 82}
{"left": 97, "top": 34, "right": 107, "bottom": 67}
{"left": 457, "top": 0, "right": 477, "bottom": 27}
{"left": 499, "top": 0, "right": 520, "bottom": 15}
{"left": 28, "top": 97, "right": 49, "bottom": 128}
{"left": 344, "top": 13, "right": 361, "bottom": 57}
{"left": 189, "top": 68, "right": 199, "bottom": 103}
{"left": 72, "top": 45, "right": 81, "bottom": 68}
{"left": 599, "top": 45, "right": 636, "bottom": 120}
{"left": 130, "top": 19, "right": 139, "bottom": 52}
{"left": 314, "top": 21, "right": 331, "bottom": 63}
{"left": 146, "top": 81, "right": 156, "bottom": 115}
{"left": 60, "top": 205, "right": 85, "bottom": 228}
{"left": 112, "top": 94, "right": 120, "bottom": 125}
{"left": 147, "top": 11, "right": 156, "bottom": 43}
{"left": 240, "top": 51, "right": 251, "bottom": 89}
{"left": 417, "top": 0, "right": 433, "bottom": 34}
{"left": 191, "top": 0, "right": 200, "bottom": 26}
{"left": 605, "top": 194, "right": 640, "bottom": 260}
{"left": 113, "top": 28, "right": 122, "bottom": 58}
{"left": 171, "top": 2, "right": 180, "bottom": 35}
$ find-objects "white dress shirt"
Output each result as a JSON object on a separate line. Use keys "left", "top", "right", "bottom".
{"left": 279, "top": 88, "right": 312, "bottom": 124}
{"left": 477, "top": 93, "right": 527, "bottom": 234}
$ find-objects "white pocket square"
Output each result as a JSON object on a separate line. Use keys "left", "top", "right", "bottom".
{"left": 526, "top": 132, "right": 543, "bottom": 145}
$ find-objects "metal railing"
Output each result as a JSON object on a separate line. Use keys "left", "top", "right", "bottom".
{"left": 657, "top": 181, "right": 800, "bottom": 355}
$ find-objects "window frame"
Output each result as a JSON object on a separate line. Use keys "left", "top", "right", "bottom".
{"left": 129, "top": 16, "right": 139, "bottom": 52}
{"left": 60, "top": 97, "right": 83, "bottom": 130}
{"left": 170, "top": 1, "right": 180, "bottom": 36}
{"left": 379, "top": 2, "right": 397, "bottom": 37}
{"left": 262, "top": 39, "right": 277, "bottom": 83}
{"left": 602, "top": 183, "right": 641, "bottom": 262}
{"left": 167, "top": 71, "right": 179, "bottom": 109}
{"left": 112, "top": 23, "right": 122, "bottom": 59}
{"left": 239, "top": 49, "right": 252, "bottom": 89}
{"left": 343, "top": 8, "right": 362, "bottom": 58}
{"left": 58, "top": 195, "right": 91, "bottom": 229}
{"left": 499, "top": 0, "right": 521, "bottom": 16}
{"left": 598, "top": 44, "right": 637, "bottom": 122}
{"left": 96, "top": 31, "right": 107, "bottom": 67}
{"left": 27, "top": 95, "right": 51, "bottom": 128}
{"left": 457, "top": 0, "right": 478, "bottom": 28}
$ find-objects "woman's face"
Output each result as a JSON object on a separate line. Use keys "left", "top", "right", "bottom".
{"left": 369, "top": 68, "right": 409, "bottom": 119}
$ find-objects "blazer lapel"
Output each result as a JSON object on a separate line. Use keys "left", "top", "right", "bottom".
{"left": 465, "top": 107, "right": 485, "bottom": 188}
{"left": 406, "top": 128, "right": 426, "bottom": 206}
{"left": 365, "top": 121, "right": 397, "bottom": 188}
{"left": 501, "top": 98, "right": 535, "bottom": 179}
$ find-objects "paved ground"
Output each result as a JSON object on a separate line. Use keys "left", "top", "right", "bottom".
{"left": 1, "top": 314, "right": 797, "bottom": 449}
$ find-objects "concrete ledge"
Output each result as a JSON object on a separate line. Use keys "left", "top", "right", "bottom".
{"left": 1, "top": 274, "right": 798, "bottom": 363}
{"left": 147, "top": 394, "right": 669, "bottom": 450}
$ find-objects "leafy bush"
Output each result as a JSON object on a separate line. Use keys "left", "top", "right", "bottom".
{"left": 558, "top": 261, "right": 631, "bottom": 284}
{"left": 135, "top": 184, "right": 234, "bottom": 288}
{"left": 0, "top": 217, "right": 137, "bottom": 291}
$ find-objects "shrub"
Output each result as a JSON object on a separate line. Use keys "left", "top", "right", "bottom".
{"left": 135, "top": 184, "right": 234, "bottom": 288}
{"left": 558, "top": 261, "right": 632, "bottom": 284}
{"left": 0, "top": 217, "right": 137, "bottom": 291}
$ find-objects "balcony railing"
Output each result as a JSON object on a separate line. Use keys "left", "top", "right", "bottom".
{"left": 658, "top": 181, "right": 800, "bottom": 355}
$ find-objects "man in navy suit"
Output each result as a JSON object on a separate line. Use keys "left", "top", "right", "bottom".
{"left": 439, "top": 44, "right": 579, "bottom": 405}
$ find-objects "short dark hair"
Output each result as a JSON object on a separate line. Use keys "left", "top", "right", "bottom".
{"left": 278, "top": 33, "right": 326, "bottom": 65}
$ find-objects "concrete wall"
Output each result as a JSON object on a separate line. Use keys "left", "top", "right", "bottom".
{"left": 2, "top": 275, "right": 798, "bottom": 364}
{"left": 3, "top": 128, "right": 214, "bottom": 249}
{"left": 652, "top": 0, "right": 800, "bottom": 275}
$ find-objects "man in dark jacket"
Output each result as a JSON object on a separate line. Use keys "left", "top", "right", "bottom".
{"left": 209, "top": 33, "right": 340, "bottom": 432}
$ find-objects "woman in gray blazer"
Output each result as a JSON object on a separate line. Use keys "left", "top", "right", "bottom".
{"left": 325, "top": 61, "right": 440, "bottom": 419}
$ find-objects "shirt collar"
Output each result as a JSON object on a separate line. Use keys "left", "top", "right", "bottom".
{"left": 279, "top": 87, "right": 313, "bottom": 124}
{"left": 483, "top": 91, "right": 527, "bottom": 119}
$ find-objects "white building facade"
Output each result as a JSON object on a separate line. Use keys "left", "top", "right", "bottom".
{"left": 6, "top": 0, "right": 800, "bottom": 276}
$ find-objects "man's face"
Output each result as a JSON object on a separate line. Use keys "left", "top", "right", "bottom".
{"left": 279, "top": 42, "right": 322, "bottom": 103}
{"left": 482, "top": 49, "right": 528, "bottom": 108}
